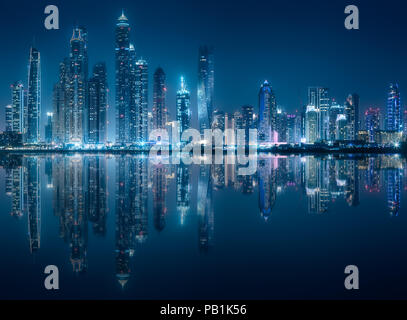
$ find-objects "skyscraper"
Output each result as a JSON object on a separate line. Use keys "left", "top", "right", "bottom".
{"left": 5, "top": 105, "right": 12, "bottom": 132}
{"left": 26, "top": 47, "right": 41, "bottom": 144}
{"left": 258, "top": 80, "right": 277, "bottom": 143}
{"left": 386, "top": 83, "right": 402, "bottom": 132}
{"left": 153, "top": 68, "right": 167, "bottom": 130}
{"left": 135, "top": 59, "right": 149, "bottom": 143}
{"left": 11, "top": 81, "right": 24, "bottom": 133}
{"left": 345, "top": 93, "right": 360, "bottom": 140}
{"left": 365, "top": 107, "right": 380, "bottom": 143}
{"left": 328, "top": 102, "right": 345, "bottom": 142}
{"left": 241, "top": 105, "right": 255, "bottom": 145}
{"left": 305, "top": 105, "right": 319, "bottom": 144}
{"left": 176, "top": 76, "right": 191, "bottom": 136}
{"left": 308, "top": 87, "right": 330, "bottom": 141}
{"left": 197, "top": 46, "right": 214, "bottom": 133}
{"left": 115, "top": 12, "right": 131, "bottom": 145}
{"left": 67, "top": 27, "right": 87, "bottom": 144}
{"left": 52, "top": 58, "right": 69, "bottom": 144}
{"left": 45, "top": 112, "right": 53, "bottom": 144}
{"left": 88, "top": 63, "right": 108, "bottom": 144}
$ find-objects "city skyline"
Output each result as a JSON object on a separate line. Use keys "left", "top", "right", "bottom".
{"left": 1, "top": 1, "right": 407, "bottom": 142}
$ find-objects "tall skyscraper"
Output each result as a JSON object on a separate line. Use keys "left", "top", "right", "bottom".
{"left": 176, "top": 76, "right": 191, "bottom": 136}
{"left": 335, "top": 114, "right": 347, "bottom": 141}
{"left": 68, "top": 27, "right": 87, "bottom": 144}
{"left": 52, "top": 58, "right": 69, "bottom": 144}
{"left": 305, "top": 105, "right": 319, "bottom": 144}
{"left": 5, "top": 105, "right": 12, "bottom": 132}
{"left": 328, "top": 102, "right": 345, "bottom": 142}
{"left": 11, "top": 81, "right": 24, "bottom": 133}
{"left": 153, "top": 68, "right": 167, "bottom": 130}
{"left": 197, "top": 46, "right": 214, "bottom": 133}
{"left": 365, "top": 107, "right": 381, "bottom": 143}
{"left": 308, "top": 87, "right": 330, "bottom": 141}
{"left": 88, "top": 63, "right": 108, "bottom": 144}
{"left": 241, "top": 105, "right": 255, "bottom": 145}
{"left": 26, "top": 47, "right": 41, "bottom": 143}
{"left": 386, "top": 83, "right": 402, "bottom": 132}
{"left": 135, "top": 59, "right": 149, "bottom": 143}
{"left": 45, "top": 112, "right": 53, "bottom": 144}
{"left": 345, "top": 93, "right": 360, "bottom": 140}
{"left": 258, "top": 80, "right": 277, "bottom": 143}
{"left": 115, "top": 12, "right": 131, "bottom": 145}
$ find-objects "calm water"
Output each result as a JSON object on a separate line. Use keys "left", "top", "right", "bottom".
{"left": 0, "top": 153, "right": 406, "bottom": 300}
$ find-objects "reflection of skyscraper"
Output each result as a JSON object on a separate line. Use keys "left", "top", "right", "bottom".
{"left": 115, "top": 156, "right": 134, "bottom": 287}
{"left": 25, "top": 157, "right": 41, "bottom": 253}
{"left": 133, "top": 158, "right": 148, "bottom": 243}
{"left": 197, "top": 166, "right": 214, "bottom": 252}
{"left": 152, "top": 164, "right": 168, "bottom": 231}
{"left": 88, "top": 63, "right": 108, "bottom": 144}
{"left": 176, "top": 164, "right": 191, "bottom": 225}
{"left": 26, "top": 47, "right": 41, "bottom": 143}
{"left": 365, "top": 157, "right": 380, "bottom": 193}
{"left": 198, "top": 46, "right": 214, "bottom": 133}
{"left": 386, "top": 168, "right": 402, "bottom": 216}
{"left": 345, "top": 160, "right": 360, "bottom": 207}
{"left": 86, "top": 157, "right": 107, "bottom": 235}
{"left": 153, "top": 68, "right": 168, "bottom": 131}
{"left": 5, "top": 165, "right": 24, "bottom": 218}
{"left": 258, "top": 158, "right": 276, "bottom": 221}
{"left": 258, "top": 81, "right": 277, "bottom": 143}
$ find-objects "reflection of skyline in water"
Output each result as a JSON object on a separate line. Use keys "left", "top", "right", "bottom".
{"left": 1, "top": 154, "right": 406, "bottom": 289}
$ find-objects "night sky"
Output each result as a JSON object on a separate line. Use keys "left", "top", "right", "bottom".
{"left": 0, "top": 0, "right": 406, "bottom": 140}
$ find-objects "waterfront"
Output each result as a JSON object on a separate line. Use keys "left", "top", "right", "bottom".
{"left": 0, "top": 154, "right": 406, "bottom": 299}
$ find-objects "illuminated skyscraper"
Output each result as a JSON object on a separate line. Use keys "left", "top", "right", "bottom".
{"left": 52, "top": 58, "right": 69, "bottom": 144}
{"left": 305, "top": 105, "right": 319, "bottom": 144}
{"left": 11, "top": 81, "right": 24, "bottom": 133}
{"left": 211, "top": 109, "right": 225, "bottom": 131}
{"left": 176, "top": 76, "right": 191, "bottom": 136}
{"left": 45, "top": 112, "right": 53, "bottom": 144}
{"left": 345, "top": 93, "right": 360, "bottom": 140}
{"left": 365, "top": 107, "right": 381, "bottom": 143}
{"left": 386, "top": 83, "right": 402, "bottom": 132}
{"left": 67, "top": 27, "right": 87, "bottom": 143}
{"left": 135, "top": 59, "right": 149, "bottom": 143}
{"left": 153, "top": 68, "right": 167, "bottom": 130}
{"left": 258, "top": 80, "right": 277, "bottom": 143}
{"left": 88, "top": 63, "right": 108, "bottom": 144}
{"left": 335, "top": 114, "right": 347, "bottom": 141}
{"left": 115, "top": 12, "right": 131, "bottom": 144}
{"left": 197, "top": 46, "right": 214, "bottom": 133}
{"left": 241, "top": 105, "right": 255, "bottom": 145}
{"left": 26, "top": 47, "right": 41, "bottom": 143}
{"left": 308, "top": 87, "right": 330, "bottom": 141}
{"left": 329, "top": 102, "right": 345, "bottom": 142}
{"left": 5, "top": 105, "right": 12, "bottom": 132}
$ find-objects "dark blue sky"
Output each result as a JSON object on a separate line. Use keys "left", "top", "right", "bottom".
{"left": 0, "top": 0, "right": 406, "bottom": 139}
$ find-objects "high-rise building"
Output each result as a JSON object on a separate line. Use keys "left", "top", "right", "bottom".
{"left": 286, "top": 114, "right": 297, "bottom": 144}
{"left": 197, "top": 46, "right": 214, "bottom": 133}
{"left": 364, "top": 107, "right": 380, "bottom": 143}
{"left": 308, "top": 87, "right": 330, "bottom": 141}
{"left": 258, "top": 80, "right": 277, "bottom": 143}
{"left": 5, "top": 105, "right": 12, "bottom": 132}
{"left": 305, "top": 105, "right": 319, "bottom": 144}
{"left": 329, "top": 102, "right": 345, "bottom": 142}
{"left": 67, "top": 27, "right": 87, "bottom": 144}
{"left": 115, "top": 12, "right": 131, "bottom": 145}
{"left": 45, "top": 113, "right": 53, "bottom": 144}
{"left": 176, "top": 76, "right": 191, "bottom": 136}
{"left": 88, "top": 63, "right": 108, "bottom": 144}
{"left": 211, "top": 109, "right": 225, "bottom": 131}
{"left": 135, "top": 59, "right": 149, "bottom": 143}
{"left": 52, "top": 58, "right": 69, "bottom": 144}
{"left": 403, "top": 109, "right": 407, "bottom": 138}
{"left": 241, "top": 105, "right": 255, "bottom": 145}
{"left": 152, "top": 68, "right": 167, "bottom": 130}
{"left": 335, "top": 114, "right": 347, "bottom": 141}
{"left": 11, "top": 81, "right": 24, "bottom": 133}
{"left": 386, "top": 83, "right": 402, "bottom": 132}
{"left": 26, "top": 47, "right": 41, "bottom": 143}
{"left": 276, "top": 108, "right": 287, "bottom": 143}
{"left": 345, "top": 93, "right": 359, "bottom": 140}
